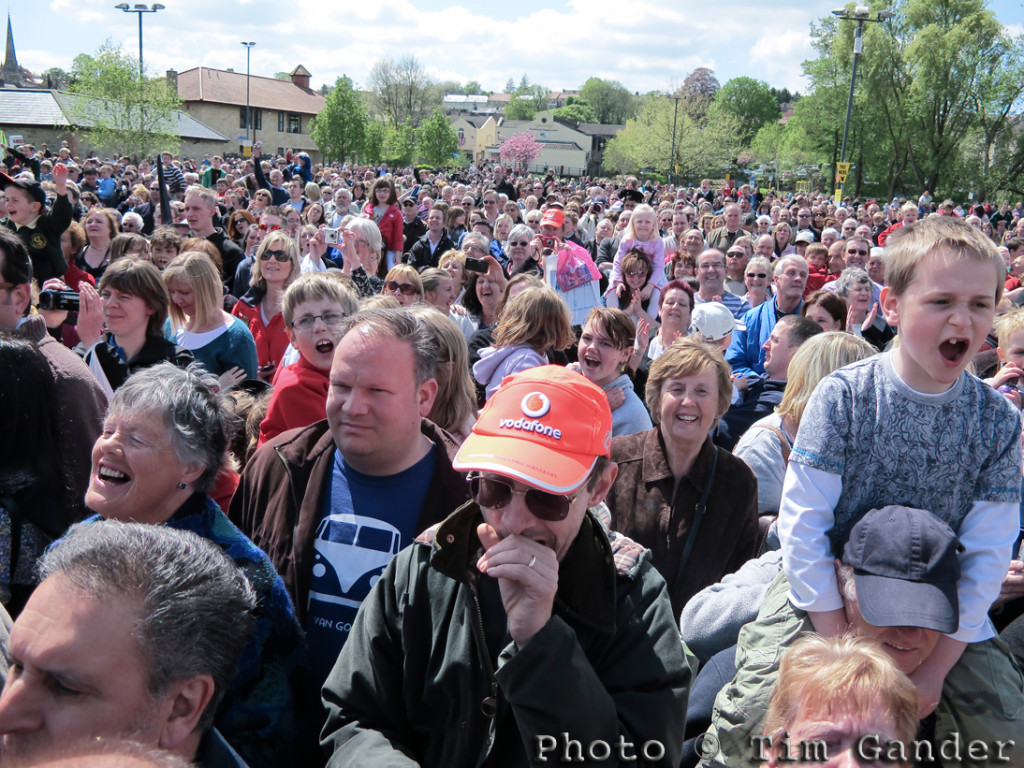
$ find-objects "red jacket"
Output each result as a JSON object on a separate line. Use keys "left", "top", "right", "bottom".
{"left": 230, "top": 288, "right": 288, "bottom": 372}
{"left": 257, "top": 355, "right": 330, "bottom": 447}
{"left": 363, "top": 202, "right": 404, "bottom": 253}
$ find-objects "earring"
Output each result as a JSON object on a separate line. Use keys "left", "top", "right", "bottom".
{"left": 177, "top": 481, "right": 188, "bottom": 490}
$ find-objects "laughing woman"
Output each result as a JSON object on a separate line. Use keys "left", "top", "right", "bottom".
{"left": 75, "top": 258, "right": 193, "bottom": 398}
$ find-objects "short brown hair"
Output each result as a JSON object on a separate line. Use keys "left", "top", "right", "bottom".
{"left": 493, "top": 286, "right": 574, "bottom": 353}
{"left": 98, "top": 259, "right": 169, "bottom": 338}
{"left": 645, "top": 337, "right": 732, "bottom": 426}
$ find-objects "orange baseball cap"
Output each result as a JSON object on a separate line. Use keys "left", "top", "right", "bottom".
{"left": 453, "top": 365, "right": 612, "bottom": 493}
{"left": 540, "top": 208, "right": 565, "bottom": 229}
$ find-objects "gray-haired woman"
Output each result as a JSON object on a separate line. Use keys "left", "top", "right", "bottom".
{"left": 504, "top": 223, "right": 542, "bottom": 277}
{"left": 834, "top": 267, "right": 894, "bottom": 350}
{"left": 82, "top": 362, "right": 308, "bottom": 768}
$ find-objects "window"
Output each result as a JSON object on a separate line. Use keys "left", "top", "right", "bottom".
{"left": 278, "top": 112, "right": 284, "bottom": 132}
{"left": 239, "top": 108, "right": 261, "bottom": 130}
{"left": 287, "top": 113, "right": 301, "bottom": 134}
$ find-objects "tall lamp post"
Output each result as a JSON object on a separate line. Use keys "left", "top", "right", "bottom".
{"left": 114, "top": 3, "right": 165, "bottom": 79}
{"left": 832, "top": 5, "right": 893, "bottom": 201}
{"left": 241, "top": 42, "right": 257, "bottom": 147}
{"left": 668, "top": 93, "right": 682, "bottom": 185}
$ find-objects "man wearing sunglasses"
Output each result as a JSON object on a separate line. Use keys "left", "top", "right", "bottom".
{"left": 322, "top": 365, "right": 690, "bottom": 767}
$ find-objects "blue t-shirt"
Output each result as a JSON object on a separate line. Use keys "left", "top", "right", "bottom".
{"left": 305, "top": 447, "right": 436, "bottom": 682}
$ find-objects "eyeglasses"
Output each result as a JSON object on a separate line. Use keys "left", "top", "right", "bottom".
{"left": 259, "top": 223, "right": 282, "bottom": 232}
{"left": 746, "top": 272, "right": 768, "bottom": 279}
{"left": 847, "top": 249, "right": 869, "bottom": 256}
{"left": 464, "top": 245, "right": 487, "bottom": 256}
{"left": 625, "top": 269, "right": 648, "bottom": 278}
{"left": 292, "top": 311, "right": 347, "bottom": 331}
{"left": 383, "top": 280, "right": 418, "bottom": 296}
{"left": 468, "top": 473, "right": 581, "bottom": 522}
{"left": 698, "top": 262, "right": 724, "bottom": 271}
{"left": 259, "top": 249, "right": 290, "bottom": 262}
{"left": 510, "top": 240, "right": 531, "bottom": 247}
{"left": 726, "top": 252, "right": 745, "bottom": 258}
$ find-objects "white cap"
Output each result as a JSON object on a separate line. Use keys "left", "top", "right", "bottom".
{"left": 691, "top": 302, "right": 735, "bottom": 343}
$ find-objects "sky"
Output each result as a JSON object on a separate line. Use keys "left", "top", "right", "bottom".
{"left": 7, "top": 0, "right": 1024, "bottom": 97}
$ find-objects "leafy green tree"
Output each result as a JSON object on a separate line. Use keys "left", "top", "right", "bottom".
{"left": 68, "top": 41, "right": 182, "bottom": 157}
{"left": 712, "top": 77, "right": 782, "bottom": 146}
{"left": 417, "top": 109, "right": 458, "bottom": 166}
{"left": 504, "top": 78, "right": 516, "bottom": 94}
{"left": 580, "top": 77, "right": 639, "bottom": 124}
{"left": 504, "top": 96, "right": 536, "bottom": 121}
{"left": 464, "top": 80, "right": 483, "bottom": 95}
{"left": 554, "top": 98, "right": 598, "bottom": 125}
{"left": 363, "top": 121, "right": 386, "bottom": 164}
{"left": 311, "top": 76, "right": 368, "bottom": 165}
{"left": 382, "top": 120, "right": 416, "bottom": 166}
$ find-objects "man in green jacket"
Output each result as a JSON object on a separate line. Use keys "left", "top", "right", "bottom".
{"left": 321, "top": 365, "right": 691, "bottom": 767}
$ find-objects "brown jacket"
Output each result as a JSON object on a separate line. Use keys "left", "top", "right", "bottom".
{"left": 606, "top": 429, "right": 759, "bottom": 617}
{"left": 229, "top": 418, "right": 469, "bottom": 621}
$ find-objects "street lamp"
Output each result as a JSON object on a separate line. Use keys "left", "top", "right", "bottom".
{"left": 668, "top": 93, "right": 682, "bottom": 184}
{"left": 241, "top": 42, "right": 257, "bottom": 146}
{"left": 114, "top": 3, "right": 165, "bottom": 80}
{"left": 832, "top": 5, "right": 894, "bottom": 201}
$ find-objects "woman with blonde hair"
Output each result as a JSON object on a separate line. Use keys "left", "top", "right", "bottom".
{"left": 473, "top": 286, "right": 574, "bottom": 401}
{"left": 230, "top": 230, "right": 299, "bottom": 381}
{"left": 734, "top": 331, "right": 876, "bottom": 514}
{"left": 164, "top": 251, "right": 258, "bottom": 385}
{"left": 410, "top": 306, "right": 477, "bottom": 444}
{"left": 382, "top": 264, "right": 424, "bottom": 306}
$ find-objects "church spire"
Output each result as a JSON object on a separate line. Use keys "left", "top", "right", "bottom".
{"left": 4, "top": 13, "right": 17, "bottom": 73}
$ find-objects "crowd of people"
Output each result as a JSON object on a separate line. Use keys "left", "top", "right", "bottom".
{"left": 1, "top": 137, "right": 1024, "bottom": 766}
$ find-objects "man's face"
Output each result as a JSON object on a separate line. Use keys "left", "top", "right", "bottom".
{"left": 696, "top": 251, "right": 725, "bottom": 292}
{"left": 288, "top": 179, "right": 304, "bottom": 200}
{"left": 0, "top": 576, "right": 166, "bottom": 758}
{"left": 754, "top": 236, "right": 774, "bottom": 260}
{"left": 796, "top": 209, "right": 812, "bottom": 228}
{"left": 325, "top": 329, "right": 437, "bottom": 475}
{"left": 183, "top": 195, "right": 213, "bottom": 231}
{"left": 724, "top": 206, "right": 741, "bottom": 230}
{"left": 0, "top": 258, "right": 30, "bottom": 331}
{"left": 482, "top": 195, "right": 499, "bottom": 216}
{"left": 477, "top": 466, "right": 615, "bottom": 563}
{"left": 773, "top": 259, "right": 808, "bottom": 307}
{"left": 672, "top": 214, "right": 687, "bottom": 237}
{"left": 844, "top": 240, "right": 870, "bottom": 270}
{"left": 684, "top": 230, "right": 704, "bottom": 253}
{"left": 540, "top": 223, "right": 562, "bottom": 241}
{"left": 725, "top": 247, "right": 748, "bottom": 279}
{"left": 867, "top": 256, "right": 886, "bottom": 285}
{"left": 762, "top": 324, "right": 798, "bottom": 380}
{"left": 426, "top": 209, "right": 444, "bottom": 234}
{"left": 843, "top": 583, "right": 940, "bottom": 676}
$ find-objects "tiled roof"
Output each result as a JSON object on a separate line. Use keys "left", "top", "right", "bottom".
{"left": 0, "top": 88, "right": 226, "bottom": 141}
{"left": 577, "top": 123, "right": 624, "bottom": 136}
{"left": 176, "top": 67, "right": 324, "bottom": 115}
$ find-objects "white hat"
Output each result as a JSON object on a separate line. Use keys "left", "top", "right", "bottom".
{"left": 691, "top": 302, "right": 735, "bottom": 343}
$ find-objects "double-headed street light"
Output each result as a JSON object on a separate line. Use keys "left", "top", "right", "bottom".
{"left": 832, "top": 5, "right": 894, "bottom": 200}
{"left": 114, "top": 3, "right": 165, "bottom": 79}
{"left": 241, "top": 42, "right": 257, "bottom": 146}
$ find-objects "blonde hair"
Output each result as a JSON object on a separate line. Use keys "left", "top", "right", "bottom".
{"left": 886, "top": 215, "right": 1004, "bottom": 303}
{"left": 281, "top": 272, "right": 358, "bottom": 327}
{"left": 645, "top": 337, "right": 732, "bottom": 425}
{"left": 764, "top": 634, "right": 918, "bottom": 762}
{"left": 163, "top": 252, "right": 224, "bottom": 330}
{"left": 409, "top": 306, "right": 476, "bottom": 436}
{"left": 622, "top": 203, "right": 656, "bottom": 241}
{"left": 384, "top": 265, "right": 424, "bottom": 301}
{"left": 251, "top": 231, "right": 299, "bottom": 292}
{"left": 776, "top": 332, "right": 876, "bottom": 427}
{"left": 997, "top": 307, "right": 1024, "bottom": 350}
{"left": 493, "top": 286, "right": 574, "bottom": 353}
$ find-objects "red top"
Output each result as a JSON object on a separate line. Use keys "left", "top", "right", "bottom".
{"left": 363, "top": 201, "right": 404, "bottom": 253}
{"left": 257, "top": 354, "right": 330, "bottom": 447}
{"left": 230, "top": 296, "right": 288, "bottom": 372}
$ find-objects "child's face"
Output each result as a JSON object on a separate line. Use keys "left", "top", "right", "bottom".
{"left": 631, "top": 212, "right": 655, "bottom": 241}
{"left": 4, "top": 188, "right": 40, "bottom": 225}
{"left": 881, "top": 250, "right": 998, "bottom": 394}
{"left": 99, "top": 167, "right": 112, "bottom": 178}
{"left": 287, "top": 298, "right": 347, "bottom": 371}
{"left": 151, "top": 246, "right": 177, "bottom": 271}
{"left": 998, "top": 331, "right": 1024, "bottom": 371}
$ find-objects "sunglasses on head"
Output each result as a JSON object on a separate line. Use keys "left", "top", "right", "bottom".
{"left": 259, "top": 249, "right": 290, "bottom": 262}
{"left": 384, "top": 280, "right": 418, "bottom": 296}
{"left": 469, "top": 473, "right": 581, "bottom": 521}
{"left": 259, "top": 223, "right": 282, "bottom": 232}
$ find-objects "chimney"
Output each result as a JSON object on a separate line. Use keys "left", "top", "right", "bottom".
{"left": 290, "top": 65, "right": 311, "bottom": 90}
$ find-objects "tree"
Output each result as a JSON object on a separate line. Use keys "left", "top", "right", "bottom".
{"left": 367, "top": 55, "right": 439, "bottom": 128}
{"left": 679, "top": 67, "right": 720, "bottom": 124}
{"left": 464, "top": 80, "right": 483, "bottom": 95}
{"left": 500, "top": 132, "right": 542, "bottom": 171}
{"left": 712, "top": 77, "right": 782, "bottom": 146}
{"left": 554, "top": 98, "right": 598, "bottom": 125}
{"left": 273, "top": 72, "right": 291, "bottom": 81}
{"left": 42, "top": 67, "right": 72, "bottom": 90}
{"left": 504, "top": 96, "right": 536, "bottom": 121}
{"left": 504, "top": 78, "right": 516, "bottom": 94}
{"left": 310, "top": 75, "right": 368, "bottom": 165}
{"left": 417, "top": 109, "right": 458, "bottom": 167}
{"left": 580, "top": 77, "right": 640, "bottom": 124}
{"left": 67, "top": 41, "right": 182, "bottom": 157}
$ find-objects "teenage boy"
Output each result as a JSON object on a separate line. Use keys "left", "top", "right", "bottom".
{"left": 780, "top": 216, "right": 1021, "bottom": 726}
{"left": 257, "top": 273, "right": 358, "bottom": 446}
{"left": 1, "top": 164, "right": 70, "bottom": 282}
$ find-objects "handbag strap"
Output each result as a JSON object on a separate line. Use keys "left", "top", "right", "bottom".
{"left": 675, "top": 446, "right": 718, "bottom": 584}
{"left": 752, "top": 424, "right": 792, "bottom": 465}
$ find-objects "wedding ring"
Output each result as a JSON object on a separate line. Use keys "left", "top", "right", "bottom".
{"left": 528, "top": 555, "right": 537, "bottom": 569}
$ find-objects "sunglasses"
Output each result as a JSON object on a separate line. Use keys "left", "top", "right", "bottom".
{"left": 384, "top": 280, "right": 418, "bottom": 296}
{"left": 469, "top": 473, "right": 581, "bottom": 522}
{"left": 625, "top": 269, "right": 648, "bottom": 277}
{"left": 746, "top": 272, "right": 768, "bottom": 279}
{"left": 259, "top": 223, "right": 282, "bottom": 232}
{"left": 260, "top": 249, "right": 290, "bottom": 262}
{"left": 510, "top": 240, "right": 531, "bottom": 247}
{"left": 726, "top": 252, "right": 745, "bottom": 258}
{"left": 847, "top": 249, "right": 869, "bottom": 256}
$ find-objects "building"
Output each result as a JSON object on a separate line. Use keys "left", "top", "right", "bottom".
{"left": 0, "top": 89, "right": 228, "bottom": 159}
{"left": 576, "top": 123, "right": 624, "bottom": 176}
{"left": 491, "top": 112, "right": 590, "bottom": 176}
{"left": 450, "top": 115, "right": 497, "bottom": 163}
{"left": 1, "top": 14, "right": 36, "bottom": 89}
{"left": 172, "top": 65, "right": 325, "bottom": 160}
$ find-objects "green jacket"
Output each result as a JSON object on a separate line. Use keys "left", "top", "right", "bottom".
{"left": 321, "top": 502, "right": 691, "bottom": 767}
